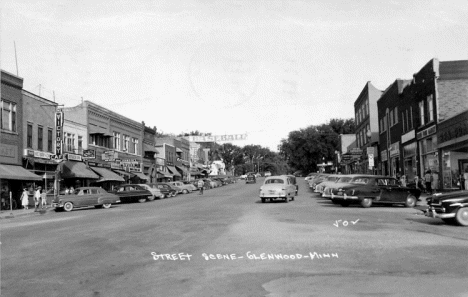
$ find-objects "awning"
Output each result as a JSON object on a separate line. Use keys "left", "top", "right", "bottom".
{"left": 90, "top": 167, "right": 125, "bottom": 182}
{"left": 175, "top": 165, "right": 189, "bottom": 174}
{"left": 112, "top": 170, "right": 133, "bottom": 177}
{"left": 143, "top": 143, "right": 157, "bottom": 153}
{"left": 157, "top": 170, "right": 173, "bottom": 178}
{"left": 0, "top": 164, "right": 42, "bottom": 181}
{"left": 132, "top": 171, "right": 149, "bottom": 181}
{"left": 88, "top": 125, "right": 112, "bottom": 137}
{"left": 61, "top": 161, "right": 99, "bottom": 179}
{"left": 176, "top": 148, "right": 183, "bottom": 153}
{"left": 189, "top": 170, "right": 204, "bottom": 176}
{"left": 167, "top": 166, "right": 181, "bottom": 177}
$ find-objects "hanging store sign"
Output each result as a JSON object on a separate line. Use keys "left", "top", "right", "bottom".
{"left": 187, "top": 134, "right": 247, "bottom": 143}
{"left": 55, "top": 110, "right": 64, "bottom": 158}
{"left": 82, "top": 149, "right": 96, "bottom": 159}
{"left": 24, "top": 149, "right": 54, "bottom": 160}
{"left": 66, "top": 153, "right": 83, "bottom": 162}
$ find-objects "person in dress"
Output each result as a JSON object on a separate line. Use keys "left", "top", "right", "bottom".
{"left": 34, "top": 187, "right": 42, "bottom": 212}
{"left": 21, "top": 188, "right": 29, "bottom": 210}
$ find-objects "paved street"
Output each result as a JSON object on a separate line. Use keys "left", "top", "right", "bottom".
{"left": 1, "top": 178, "right": 468, "bottom": 297}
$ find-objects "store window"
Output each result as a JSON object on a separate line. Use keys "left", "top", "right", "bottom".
{"left": 38, "top": 126, "right": 43, "bottom": 151}
{"left": 420, "top": 136, "right": 438, "bottom": 173}
{"left": 27, "top": 123, "right": 33, "bottom": 148}
{"left": 0, "top": 100, "right": 17, "bottom": 132}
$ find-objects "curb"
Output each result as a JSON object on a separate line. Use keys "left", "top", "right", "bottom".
{"left": 0, "top": 208, "right": 54, "bottom": 219}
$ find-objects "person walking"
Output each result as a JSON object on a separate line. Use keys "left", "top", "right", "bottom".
{"left": 34, "top": 187, "right": 42, "bottom": 212}
{"left": 41, "top": 188, "right": 47, "bottom": 209}
{"left": 424, "top": 170, "right": 432, "bottom": 194}
{"left": 198, "top": 179, "right": 204, "bottom": 195}
{"left": 20, "top": 188, "right": 29, "bottom": 209}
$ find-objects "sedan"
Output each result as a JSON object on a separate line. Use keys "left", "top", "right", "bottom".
{"left": 151, "top": 183, "right": 177, "bottom": 198}
{"left": 330, "top": 175, "right": 421, "bottom": 208}
{"left": 169, "top": 181, "right": 194, "bottom": 194}
{"left": 137, "top": 184, "right": 164, "bottom": 199}
{"left": 52, "top": 187, "right": 120, "bottom": 212}
{"left": 110, "top": 184, "right": 153, "bottom": 203}
{"left": 423, "top": 190, "right": 468, "bottom": 226}
{"left": 259, "top": 175, "right": 296, "bottom": 203}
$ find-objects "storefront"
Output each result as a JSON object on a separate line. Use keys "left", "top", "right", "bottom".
{"left": 59, "top": 158, "right": 99, "bottom": 192}
{"left": 0, "top": 164, "right": 43, "bottom": 209}
{"left": 437, "top": 111, "right": 468, "bottom": 190}
{"left": 22, "top": 149, "right": 57, "bottom": 191}
{"left": 87, "top": 162, "right": 125, "bottom": 191}
{"left": 388, "top": 141, "right": 400, "bottom": 178}
{"left": 167, "top": 165, "right": 182, "bottom": 181}
{"left": 418, "top": 125, "right": 439, "bottom": 189}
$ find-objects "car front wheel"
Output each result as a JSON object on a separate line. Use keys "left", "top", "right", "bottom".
{"left": 103, "top": 203, "right": 112, "bottom": 209}
{"left": 405, "top": 195, "right": 416, "bottom": 208}
{"left": 360, "top": 198, "right": 372, "bottom": 208}
{"left": 138, "top": 198, "right": 147, "bottom": 203}
{"left": 63, "top": 202, "right": 74, "bottom": 212}
{"left": 182, "top": 189, "right": 188, "bottom": 194}
{"left": 148, "top": 196, "right": 155, "bottom": 201}
{"left": 455, "top": 207, "right": 468, "bottom": 226}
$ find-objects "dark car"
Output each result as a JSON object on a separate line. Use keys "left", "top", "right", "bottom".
{"left": 330, "top": 175, "right": 421, "bottom": 208}
{"left": 245, "top": 174, "right": 256, "bottom": 184}
{"left": 52, "top": 187, "right": 120, "bottom": 212}
{"left": 423, "top": 190, "right": 468, "bottom": 226}
{"left": 156, "top": 183, "right": 178, "bottom": 197}
{"left": 110, "top": 184, "right": 153, "bottom": 203}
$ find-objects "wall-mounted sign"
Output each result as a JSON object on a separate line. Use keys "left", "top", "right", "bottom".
{"left": 55, "top": 110, "right": 64, "bottom": 158}
{"left": 66, "top": 153, "right": 82, "bottom": 162}
{"left": 87, "top": 162, "right": 111, "bottom": 168}
{"left": 389, "top": 141, "right": 400, "bottom": 157}
{"left": 102, "top": 150, "right": 118, "bottom": 161}
{"left": 24, "top": 149, "right": 54, "bottom": 160}
{"left": 186, "top": 134, "right": 248, "bottom": 143}
{"left": 83, "top": 149, "right": 96, "bottom": 159}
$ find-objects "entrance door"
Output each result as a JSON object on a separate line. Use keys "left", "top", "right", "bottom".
{"left": 460, "top": 159, "right": 468, "bottom": 190}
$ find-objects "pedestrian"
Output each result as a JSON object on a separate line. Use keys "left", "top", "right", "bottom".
{"left": 424, "top": 170, "right": 432, "bottom": 194}
{"left": 400, "top": 174, "right": 407, "bottom": 187}
{"left": 34, "top": 187, "right": 42, "bottom": 212}
{"left": 21, "top": 188, "right": 29, "bottom": 209}
{"left": 41, "top": 188, "right": 47, "bottom": 209}
{"left": 198, "top": 179, "right": 204, "bottom": 195}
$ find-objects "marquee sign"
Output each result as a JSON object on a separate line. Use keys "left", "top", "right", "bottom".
{"left": 186, "top": 134, "right": 247, "bottom": 143}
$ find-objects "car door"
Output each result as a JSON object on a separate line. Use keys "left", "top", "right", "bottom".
{"left": 377, "top": 178, "right": 395, "bottom": 202}
{"left": 77, "top": 188, "right": 93, "bottom": 206}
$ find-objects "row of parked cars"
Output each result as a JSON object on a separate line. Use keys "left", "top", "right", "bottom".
{"left": 305, "top": 172, "right": 468, "bottom": 226}
{"left": 52, "top": 177, "right": 238, "bottom": 212}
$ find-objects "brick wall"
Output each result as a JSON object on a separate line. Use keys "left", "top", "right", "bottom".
{"left": 438, "top": 79, "right": 468, "bottom": 121}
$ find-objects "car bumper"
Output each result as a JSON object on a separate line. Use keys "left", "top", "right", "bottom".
{"left": 330, "top": 193, "right": 359, "bottom": 200}
{"left": 260, "top": 193, "right": 287, "bottom": 198}
{"left": 424, "top": 208, "right": 456, "bottom": 219}
{"left": 52, "top": 202, "right": 62, "bottom": 208}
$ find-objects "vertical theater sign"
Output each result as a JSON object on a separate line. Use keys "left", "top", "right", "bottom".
{"left": 55, "top": 110, "right": 64, "bottom": 159}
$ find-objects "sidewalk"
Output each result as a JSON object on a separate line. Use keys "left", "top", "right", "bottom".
{"left": 0, "top": 206, "right": 55, "bottom": 219}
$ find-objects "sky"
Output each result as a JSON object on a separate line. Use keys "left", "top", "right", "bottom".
{"left": 2, "top": 0, "right": 468, "bottom": 151}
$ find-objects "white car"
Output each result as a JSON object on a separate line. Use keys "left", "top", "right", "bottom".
{"left": 264, "top": 171, "right": 272, "bottom": 177}
{"left": 239, "top": 174, "right": 247, "bottom": 179}
{"left": 169, "top": 181, "right": 194, "bottom": 194}
{"left": 259, "top": 175, "right": 296, "bottom": 203}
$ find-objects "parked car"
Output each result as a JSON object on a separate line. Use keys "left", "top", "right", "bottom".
{"left": 239, "top": 174, "right": 247, "bottom": 179}
{"left": 52, "top": 187, "right": 120, "bottom": 212}
{"left": 264, "top": 171, "right": 272, "bottom": 177}
{"left": 182, "top": 181, "right": 198, "bottom": 192}
{"left": 151, "top": 183, "right": 177, "bottom": 198}
{"left": 322, "top": 175, "right": 355, "bottom": 198}
{"left": 158, "top": 183, "right": 180, "bottom": 197}
{"left": 246, "top": 174, "right": 257, "bottom": 184}
{"left": 169, "top": 181, "right": 194, "bottom": 194}
{"left": 305, "top": 172, "right": 318, "bottom": 181}
{"left": 210, "top": 178, "right": 224, "bottom": 187}
{"left": 308, "top": 174, "right": 329, "bottom": 190}
{"left": 285, "top": 174, "right": 299, "bottom": 196}
{"left": 110, "top": 184, "right": 153, "bottom": 203}
{"left": 423, "top": 190, "right": 468, "bottom": 226}
{"left": 293, "top": 170, "right": 304, "bottom": 177}
{"left": 137, "top": 184, "right": 164, "bottom": 199}
{"left": 314, "top": 174, "right": 340, "bottom": 194}
{"left": 259, "top": 175, "right": 296, "bottom": 203}
{"left": 203, "top": 178, "right": 218, "bottom": 188}
{"left": 330, "top": 175, "right": 421, "bottom": 208}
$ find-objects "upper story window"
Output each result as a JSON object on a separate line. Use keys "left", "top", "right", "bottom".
{"left": 427, "top": 95, "right": 434, "bottom": 122}
{"left": 123, "top": 135, "right": 129, "bottom": 152}
{"left": 90, "top": 134, "right": 111, "bottom": 148}
{"left": 419, "top": 101, "right": 425, "bottom": 126}
{"left": 132, "top": 137, "right": 138, "bottom": 155}
{"left": 1, "top": 100, "right": 17, "bottom": 132}
{"left": 27, "top": 123, "right": 33, "bottom": 148}
{"left": 78, "top": 136, "right": 83, "bottom": 153}
{"left": 64, "top": 132, "right": 75, "bottom": 152}
{"left": 47, "top": 128, "right": 53, "bottom": 152}
{"left": 113, "top": 132, "right": 121, "bottom": 151}
{"left": 38, "top": 126, "right": 43, "bottom": 151}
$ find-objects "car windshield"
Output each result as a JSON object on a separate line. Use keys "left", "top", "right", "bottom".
{"left": 265, "top": 179, "right": 284, "bottom": 184}
{"left": 73, "top": 189, "right": 81, "bottom": 195}
{"left": 351, "top": 177, "right": 370, "bottom": 184}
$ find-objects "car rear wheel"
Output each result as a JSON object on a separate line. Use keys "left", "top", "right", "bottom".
{"left": 405, "top": 195, "right": 416, "bottom": 208}
{"left": 138, "top": 198, "right": 147, "bottom": 203}
{"left": 455, "top": 207, "right": 468, "bottom": 226}
{"left": 360, "top": 198, "right": 372, "bottom": 208}
{"left": 148, "top": 195, "right": 155, "bottom": 201}
{"left": 103, "top": 203, "right": 111, "bottom": 209}
{"left": 63, "top": 202, "right": 74, "bottom": 212}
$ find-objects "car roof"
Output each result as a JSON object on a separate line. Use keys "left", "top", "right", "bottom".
{"left": 266, "top": 175, "right": 288, "bottom": 180}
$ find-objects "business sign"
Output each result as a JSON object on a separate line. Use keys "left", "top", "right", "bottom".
{"left": 24, "top": 149, "right": 53, "bottom": 160}
{"left": 389, "top": 141, "right": 400, "bottom": 157}
{"left": 368, "top": 154, "right": 374, "bottom": 167}
{"left": 186, "top": 134, "right": 247, "bottom": 143}
{"left": 366, "top": 147, "right": 375, "bottom": 156}
{"left": 87, "top": 162, "right": 111, "bottom": 168}
{"left": 55, "top": 110, "right": 64, "bottom": 158}
{"left": 102, "top": 150, "right": 118, "bottom": 161}
{"left": 66, "top": 153, "right": 83, "bottom": 162}
{"left": 82, "top": 149, "right": 96, "bottom": 159}
{"left": 349, "top": 148, "right": 363, "bottom": 155}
